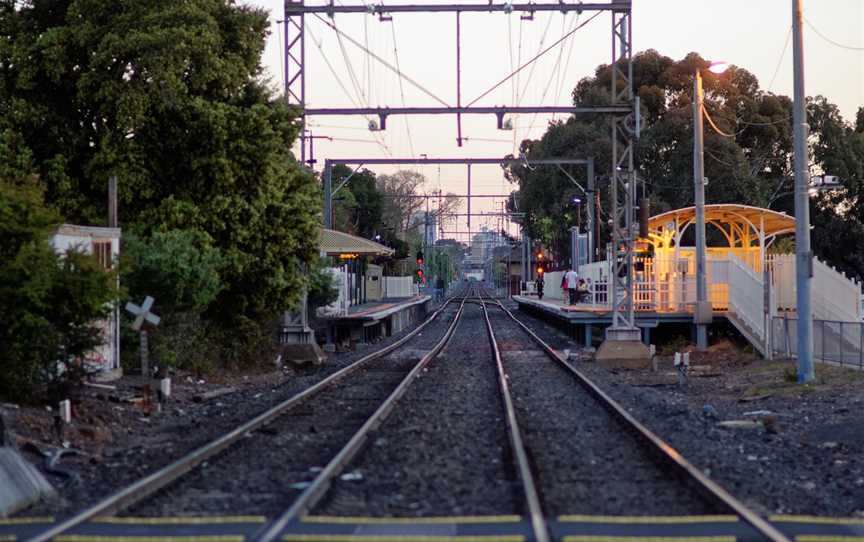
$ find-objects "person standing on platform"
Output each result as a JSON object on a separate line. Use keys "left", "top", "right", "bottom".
{"left": 564, "top": 267, "right": 579, "bottom": 305}
{"left": 536, "top": 273, "right": 545, "bottom": 300}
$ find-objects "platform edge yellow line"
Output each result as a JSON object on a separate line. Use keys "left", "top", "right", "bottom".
{"left": 54, "top": 536, "right": 244, "bottom": 542}
{"left": 771, "top": 515, "right": 864, "bottom": 525}
{"left": 0, "top": 517, "right": 53, "bottom": 525}
{"left": 557, "top": 515, "right": 739, "bottom": 524}
{"left": 562, "top": 537, "right": 736, "bottom": 542}
{"left": 300, "top": 516, "right": 522, "bottom": 524}
{"left": 93, "top": 516, "right": 266, "bottom": 525}
{"left": 282, "top": 536, "right": 524, "bottom": 542}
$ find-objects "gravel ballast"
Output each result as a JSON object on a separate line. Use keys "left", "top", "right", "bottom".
{"left": 485, "top": 303, "right": 722, "bottom": 517}
{"left": 316, "top": 302, "right": 522, "bottom": 517}
{"left": 510, "top": 300, "right": 864, "bottom": 517}
{"left": 124, "top": 301, "right": 465, "bottom": 517}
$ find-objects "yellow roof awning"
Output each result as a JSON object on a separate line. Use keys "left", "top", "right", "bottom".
{"left": 320, "top": 228, "right": 395, "bottom": 257}
{"left": 648, "top": 204, "right": 796, "bottom": 238}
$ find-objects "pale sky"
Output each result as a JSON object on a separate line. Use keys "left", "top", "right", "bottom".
{"left": 247, "top": 0, "right": 863, "bottom": 241}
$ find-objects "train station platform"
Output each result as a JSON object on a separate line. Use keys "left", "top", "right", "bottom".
{"left": 322, "top": 295, "right": 433, "bottom": 346}
{"left": 513, "top": 295, "right": 696, "bottom": 347}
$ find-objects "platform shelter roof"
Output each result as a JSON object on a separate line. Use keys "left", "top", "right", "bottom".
{"left": 320, "top": 228, "right": 394, "bottom": 257}
{"left": 648, "top": 204, "right": 796, "bottom": 242}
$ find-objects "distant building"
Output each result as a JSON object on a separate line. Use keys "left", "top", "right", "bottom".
{"left": 50, "top": 224, "right": 121, "bottom": 377}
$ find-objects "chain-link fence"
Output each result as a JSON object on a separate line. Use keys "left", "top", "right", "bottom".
{"left": 772, "top": 316, "right": 864, "bottom": 369}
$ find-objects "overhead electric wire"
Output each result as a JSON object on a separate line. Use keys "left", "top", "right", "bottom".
{"left": 390, "top": 21, "right": 416, "bottom": 157}
{"left": 515, "top": 12, "right": 555, "bottom": 107}
{"left": 702, "top": 104, "right": 745, "bottom": 138}
{"left": 307, "top": 25, "right": 393, "bottom": 155}
{"left": 314, "top": 13, "right": 451, "bottom": 107}
{"left": 466, "top": 11, "right": 602, "bottom": 108}
{"left": 525, "top": 12, "right": 580, "bottom": 135}
{"left": 805, "top": 18, "right": 864, "bottom": 51}
{"left": 767, "top": 27, "right": 792, "bottom": 92}
{"left": 555, "top": 10, "right": 580, "bottom": 109}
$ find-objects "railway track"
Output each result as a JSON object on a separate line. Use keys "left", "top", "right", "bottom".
{"left": 27, "top": 286, "right": 472, "bottom": 542}
{"left": 475, "top": 289, "right": 791, "bottom": 542}
{"left": 26, "top": 282, "right": 793, "bottom": 542}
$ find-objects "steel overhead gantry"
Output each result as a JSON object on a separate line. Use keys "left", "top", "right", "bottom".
{"left": 323, "top": 156, "right": 595, "bottom": 292}
{"left": 322, "top": 156, "right": 592, "bottom": 231}
{"left": 290, "top": 0, "right": 639, "bottom": 342}
{"left": 284, "top": 0, "right": 633, "bottom": 156}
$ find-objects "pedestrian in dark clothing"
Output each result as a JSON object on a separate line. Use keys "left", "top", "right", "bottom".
{"left": 536, "top": 275, "right": 545, "bottom": 300}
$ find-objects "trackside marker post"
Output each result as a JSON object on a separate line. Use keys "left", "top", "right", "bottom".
{"left": 125, "top": 296, "right": 161, "bottom": 378}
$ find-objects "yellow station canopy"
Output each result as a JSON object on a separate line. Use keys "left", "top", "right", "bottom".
{"left": 320, "top": 228, "right": 395, "bottom": 257}
{"left": 648, "top": 204, "right": 796, "bottom": 241}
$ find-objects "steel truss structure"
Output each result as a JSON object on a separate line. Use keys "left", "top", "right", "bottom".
{"left": 287, "top": 0, "right": 638, "bottom": 336}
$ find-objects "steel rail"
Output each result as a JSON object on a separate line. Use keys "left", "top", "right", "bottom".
{"left": 27, "top": 294, "right": 465, "bottom": 542}
{"left": 478, "top": 294, "right": 550, "bottom": 542}
{"left": 256, "top": 294, "right": 470, "bottom": 542}
{"left": 488, "top": 299, "right": 793, "bottom": 542}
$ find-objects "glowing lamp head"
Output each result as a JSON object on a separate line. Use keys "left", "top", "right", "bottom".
{"left": 707, "top": 61, "right": 730, "bottom": 75}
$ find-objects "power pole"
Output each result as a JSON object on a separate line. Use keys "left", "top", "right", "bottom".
{"left": 792, "top": 0, "right": 815, "bottom": 382}
{"left": 693, "top": 70, "right": 710, "bottom": 349}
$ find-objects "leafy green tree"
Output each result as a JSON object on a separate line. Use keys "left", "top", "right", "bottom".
{"left": 123, "top": 229, "right": 224, "bottom": 315}
{"left": 507, "top": 50, "right": 799, "bottom": 260}
{"left": 0, "top": 0, "right": 321, "bottom": 330}
{"left": 0, "top": 181, "right": 116, "bottom": 400}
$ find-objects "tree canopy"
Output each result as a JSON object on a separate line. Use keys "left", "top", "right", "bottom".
{"left": 0, "top": 0, "right": 321, "bottom": 328}
{"left": 507, "top": 49, "right": 864, "bottom": 279}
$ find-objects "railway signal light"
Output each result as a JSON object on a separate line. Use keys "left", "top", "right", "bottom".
{"left": 416, "top": 250, "right": 424, "bottom": 265}
{"left": 537, "top": 266, "right": 545, "bottom": 275}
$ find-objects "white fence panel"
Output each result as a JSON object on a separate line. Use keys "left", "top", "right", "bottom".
{"left": 543, "top": 271, "right": 566, "bottom": 300}
{"left": 768, "top": 254, "right": 862, "bottom": 322}
{"left": 814, "top": 259, "right": 862, "bottom": 322}
{"left": 317, "top": 268, "right": 349, "bottom": 317}
{"left": 728, "top": 254, "right": 765, "bottom": 340}
{"left": 383, "top": 276, "right": 416, "bottom": 298}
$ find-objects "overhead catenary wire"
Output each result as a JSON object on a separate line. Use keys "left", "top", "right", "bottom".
{"left": 515, "top": 12, "right": 555, "bottom": 108}
{"left": 466, "top": 11, "right": 602, "bottom": 108}
{"left": 805, "top": 17, "right": 864, "bottom": 51}
{"left": 307, "top": 25, "right": 393, "bottom": 155}
{"left": 390, "top": 20, "right": 416, "bottom": 157}
{"left": 314, "top": 13, "right": 451, "bottom": 107}
{"left": 525, "top": 11, "right": 581, "bottom": 135}
{"left": 767, "top": 26, "right": 792, "bottom": 92}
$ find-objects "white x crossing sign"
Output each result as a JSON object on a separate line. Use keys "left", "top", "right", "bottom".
{"left": 125, "top": 296, "right": 161, "bottom": 331}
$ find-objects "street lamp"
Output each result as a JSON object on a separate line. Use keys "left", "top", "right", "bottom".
{"left": 693, "top": 59, "right": 729, "bottom": 350}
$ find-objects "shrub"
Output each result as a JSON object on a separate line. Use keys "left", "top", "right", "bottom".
{"left": 0, "top": 182, "right": 117, "bottom": 402}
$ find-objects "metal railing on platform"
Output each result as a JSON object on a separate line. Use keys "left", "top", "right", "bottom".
{"left": 772, "top": 316, "right": 864, "bottom": 370}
